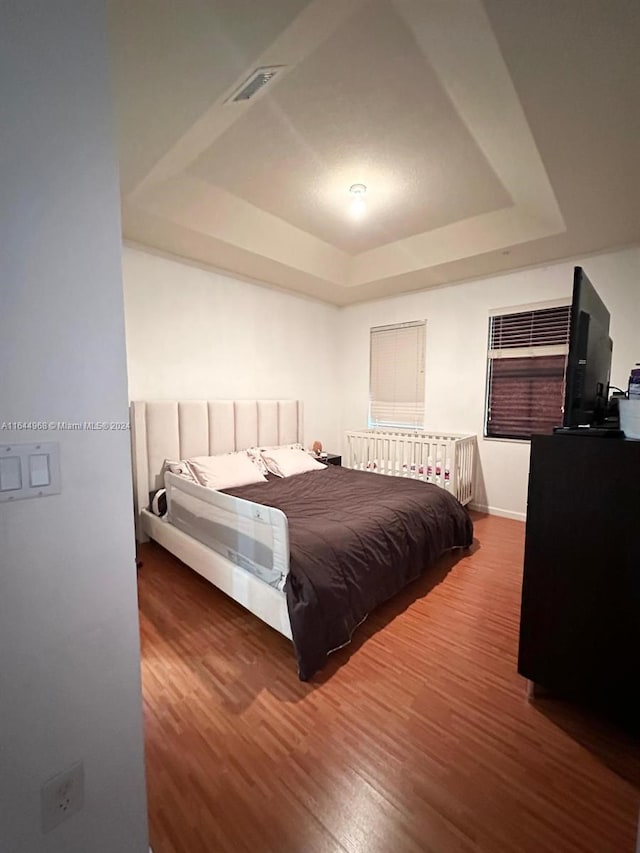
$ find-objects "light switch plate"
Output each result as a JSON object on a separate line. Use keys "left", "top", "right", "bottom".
{"left": 0, "top": 442, "right": 61, "bottom": 502}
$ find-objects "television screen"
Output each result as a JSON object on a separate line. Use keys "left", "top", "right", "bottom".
{"left": 562, "top": 267, "right": 613, "bottom": 427}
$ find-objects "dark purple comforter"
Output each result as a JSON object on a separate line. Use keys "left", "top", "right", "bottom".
{"left": 225, "top": 466, "right": 473, "bottom": 679}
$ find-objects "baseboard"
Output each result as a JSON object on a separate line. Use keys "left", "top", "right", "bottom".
{"left": 469, "top": 502, "right": 526, "bottom": 523}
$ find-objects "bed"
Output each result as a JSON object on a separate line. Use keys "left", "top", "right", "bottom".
{"left": 131, "top": 400, "right": 473, "bottom": 679}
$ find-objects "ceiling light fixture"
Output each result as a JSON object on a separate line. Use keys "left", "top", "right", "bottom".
{"left": 349, "top": 183, "right": 367, "bottom": 218}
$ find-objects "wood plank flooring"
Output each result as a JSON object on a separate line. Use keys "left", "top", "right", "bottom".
{"left": 138, "top": 513, "right": 640, "bottom": 853}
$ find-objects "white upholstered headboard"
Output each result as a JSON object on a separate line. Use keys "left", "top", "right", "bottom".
{"left": 130, "top": 399, "right": 303, "bottom": 529}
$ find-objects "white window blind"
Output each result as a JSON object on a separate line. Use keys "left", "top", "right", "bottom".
{"left": 486, "top": 303, "right": 570, "bottom": 439}
{"left": 369, "top": 320, "right": 426, "bottom": 429}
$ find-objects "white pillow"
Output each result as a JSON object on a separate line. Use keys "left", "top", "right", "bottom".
{"left": 246, "top": 443, "right": 304, "bottom": 476}
{"left": 188, "top": 452, "right": 267, "bottom": 490}
{"left": 164, "top": 459, "right": 199, "bottom": 484}
{"left": 261, "top": 447, "right": 326, "bottom": 478}
{"left": 245, "top": 447, "right": 270, "bottom": 476}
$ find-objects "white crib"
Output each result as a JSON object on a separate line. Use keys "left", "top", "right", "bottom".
{"left": 344, "top": 428, "right": 476, "bottom": 506}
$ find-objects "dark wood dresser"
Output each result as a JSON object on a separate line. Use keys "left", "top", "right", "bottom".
{"left": 518, "top": 434, "right": 640, "bottom": 729}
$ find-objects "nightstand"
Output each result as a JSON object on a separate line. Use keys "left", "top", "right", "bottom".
{"left": 318, "top": 453, "right": 341, "bottom": 466}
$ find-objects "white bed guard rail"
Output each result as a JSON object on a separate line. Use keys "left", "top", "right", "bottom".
{"left": 345, "top": 429, "right": 476, "bottom": 505}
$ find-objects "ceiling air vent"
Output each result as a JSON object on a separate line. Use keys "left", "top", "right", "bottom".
{"left": 227, "top": 66, "right": 286, "bottom": 103}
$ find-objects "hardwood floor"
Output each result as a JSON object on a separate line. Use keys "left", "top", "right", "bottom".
{"left": 138, "top": 513, "right": 640, "bottom": 853}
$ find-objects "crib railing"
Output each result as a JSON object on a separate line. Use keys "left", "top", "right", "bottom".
{"left": 344, "top": 428, "right": 476, "bottom": 505}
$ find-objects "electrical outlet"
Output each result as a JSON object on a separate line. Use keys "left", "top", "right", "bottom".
{"left": 41, "top": 762, "right": 84, "bottom": 833}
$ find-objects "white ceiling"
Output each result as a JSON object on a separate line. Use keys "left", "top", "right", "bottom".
{"left": 109, "top": 0, "right": 640, "bottom": 305}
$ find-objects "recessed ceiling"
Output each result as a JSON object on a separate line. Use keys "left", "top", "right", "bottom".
{"left": 187, "top": 0, "right": 511, "bottom": 255}
{"left": 109, "top": 0, "right": 640, "bottom": 305}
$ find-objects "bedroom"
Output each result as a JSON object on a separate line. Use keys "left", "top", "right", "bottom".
{"left": 1, "top": 2, "right": 639, "bottom": 853}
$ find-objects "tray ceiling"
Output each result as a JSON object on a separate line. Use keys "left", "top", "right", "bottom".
{"left": 109, "top": 0, "right": 640, "bottom": 305}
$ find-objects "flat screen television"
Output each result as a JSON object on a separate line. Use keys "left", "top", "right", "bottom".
{"left": 562, "top": 267, "right": 613, "bottom": 427}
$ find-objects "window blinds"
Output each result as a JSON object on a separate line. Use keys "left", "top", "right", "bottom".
{"left": 369, "top": 320, "right": 426, "bottom": 429}
{"left": 486, "top": 304, "right": 570, "bottom": 439}
{"left": 489, "top": 305, "right": 571, "bottom": 355}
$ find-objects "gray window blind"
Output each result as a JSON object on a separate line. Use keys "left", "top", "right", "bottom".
{"left": 486, "top": 303, "right": 570, "bottom": 439}
{"left": 369, "top": 320, "right": 426, "bottom": 429}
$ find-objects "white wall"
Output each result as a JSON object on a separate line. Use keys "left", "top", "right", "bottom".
{"left": 0, "top": 4, "right": 148, "bottom": 853}
{"left": 338, "top": 247, "right": 640, "bottom": 519}
{"left": 123, "top": 246, "right": 342, "bottom": 451}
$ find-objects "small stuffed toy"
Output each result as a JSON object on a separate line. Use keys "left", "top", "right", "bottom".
{"left": 312, "top": 440, "right": 323, "bottom": 457}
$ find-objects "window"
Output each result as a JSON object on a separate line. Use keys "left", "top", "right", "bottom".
{"left": 485, "top": 301, "right": 570, "bottom": 439}
{"left": 369, "top": 320, "right": 426, "bottom": 429}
